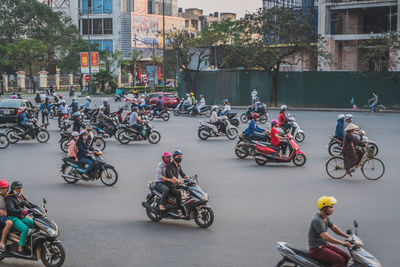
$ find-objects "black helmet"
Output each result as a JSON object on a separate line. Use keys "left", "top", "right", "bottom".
{"left": 173, "top": 150, "right": 183, "bottom": 157}
{"left": 11, "top": 181, "right": 23, "bottom": 191}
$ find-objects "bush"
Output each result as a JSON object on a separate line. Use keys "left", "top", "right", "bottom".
{"left": 123, "top": 86, "right": 177, "bottom": 94}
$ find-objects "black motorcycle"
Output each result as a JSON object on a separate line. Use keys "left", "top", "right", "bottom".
{"left": 116, "top": 122, "right": 161, "bottom": 144}
{"left": 142, "top": 176, "right": 214, "bottom": 228}
{"left": 240, "top": 105, "right": 268, "bottom": 123}
{"left": 59, "top": 129, "right": 106, "bottom": 153}
{"left": 0, "top": 199, "right": 66, "bottom": 267}
{"left": 219, "top": 112, "right": 239, "bottom": 127}
{"left": 6, "top": 120, "right": 50, "bottom": 144}
{"left": 61, "top": 151, "right": 118, "bottom": 186}
{"left": 187, "top": 105, "right": 212, "bottom": 117}
{"left": 234, "top": 133, "right": 271, "bottom": 159}
{"left": 91, "top": 116, "right": 121, "bottom": 139}
{"left": 0, "top": 125, "right": 10, "bottom": 149}
{"left": 147, "top": 108, "right": 170, "bottom": 121}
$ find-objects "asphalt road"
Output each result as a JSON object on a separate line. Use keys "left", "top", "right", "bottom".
{"left": 0, "top": 95, "right": 399, "bottom": 266}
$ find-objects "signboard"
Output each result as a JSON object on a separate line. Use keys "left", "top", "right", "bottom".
{"left": 80, "top": 52, "right": 89, "bottom": 74}
{"left": 91, "top": 52, "right": 99, "bottom": 73}
{"left": 143, "top": 76, "right": 149, "bottom": 84}
{"left": 131, "top": 15, "right": 158, "bottom": 48}
{"left": 84, "top": 74, "right": 90, "bottom": 81}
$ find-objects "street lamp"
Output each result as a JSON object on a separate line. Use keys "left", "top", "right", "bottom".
{"left": 162, "top": 0, "right": 166, "bottom": 92}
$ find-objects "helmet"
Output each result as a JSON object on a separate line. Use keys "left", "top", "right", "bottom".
{"left": 59, "top": 94, "right": 63, "bottom": 98}
{"left": 173, "top": 150, "right": 183, "bottom": 157}
{"left": 162, "top": 152, "right": 172, "bottom": 163}
{"left": 344, "top": 123, "right": 359, "bottom": 132}
{"left": 61, "top": 100, "right": 66, "bottom": 104}
{"left": 80, "top": 130, "right": 88, "bottom": 135}
{"left": 11, "top": 181, "right": 23, "bottom": 191}
{"left": 271, "top": 119, "right": 279, "bottom": 127}
{"left": 99, "top": 105, "right": 105, "bottom": 110}
{"left": 162, "top": 152, "right": 171, "bottom": 158}
{"left": 280, "top": 105, "right": 287, "bottom": 111}
{"left": 317, "top": 196, "right": 337, "bottom": 210}
{"left": 71, "top": 131, "right": 79, "bottom": 137}
{"left": 252, "top": 113, "right": 260, "bottom": 119}
{"left": 212, "top": 105, "right": 218, "bottom": 111}
{"left": 190, "top": 92, "right": 194, "bottom": 96}
{"left": 86, "top": 96, "right": 91, "bottom": 100}
{"left": 186, "top": 94, "right": 189, "bottom": 97}
{"left": 71, "top": 111, "right": 81, "bottom": 119}
{"left": 53, "top": 93, "right": 57, "bottom": 97}
{"left": 103, "top": 98, "right": 109, "bottom": 103}
{"left": 132, "top": 107, "right": 138, "bottom": 111}
{"left": 223, "top": 99, "right": 228, "bottom": 103}
{"left": 345, "top": 114, "right": 353, "bottom": 121}
{"left": 72, "top": 97, "right": 77, "bottom": 101}
{"left": 338, "top": 114, "right": 345, "bottom": 120}
{"left": 0, "top": 180, "right": 9, "bottom": 188}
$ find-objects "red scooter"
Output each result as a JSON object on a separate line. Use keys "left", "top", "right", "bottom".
{"left": 253, "top": 134, "right": 306, "bottom": 166}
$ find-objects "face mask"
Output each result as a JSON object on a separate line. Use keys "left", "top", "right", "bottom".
{"left": 82, "top": 135, "right": 88, "bottom": 140}
{"left": 175, "top": 158, "right": 182, "bottom": 163}
{"left": 73, "top": 136, "right": 79, "bottom": 141}
{"left": 163, "top": 157, "right": 171, "bottom": 164}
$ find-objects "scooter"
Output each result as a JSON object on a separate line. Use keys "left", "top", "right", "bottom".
{"left": 61, "top": 151, "right": 118, "bottom": 186}
{"left": 147, "top": 107, "right": 170, "bottom": 121}
{"left": 240, "top": 105, "right": 268, "bottom": 123}
{"left": 0, "top": 199, "right": 66, "bottom": 267}
{"left": 280, "top": 114, "right": 306, "bottom": 142}
{"left": 59, "top": 128, "right": 106, "bottom": 153}
{"left": 275, "top": 220, "right": 382, "bottom": 267}
{"left": 116, "top": 121, "right": 161, "bottom": 144}
{"left": 219, "top": 111, "right": 240, "bottom": 127}
{"left": 114, "top": 94, "right": 122, "bottom": 102}
{"left": 254, "top": 133, "right": 306, "bottom": 166}
{"left": 173, "top": 101, "right": 190, "bottom": 116}
{"left": 142, "top": 176, "right": 214, "bottom": 228}
{"left": 328, "top": 130, "right": 378, "bottom": 157}
{"left": 234, "top": 133, "right": 271, "bottom": 159}
{"left": 187, "top": 105, "right": 212, "bottom": 117}
{"left": 198, "top": 117, "right": 238, "bottom": 140}
{"left": 5, "top": 120, "right": 50, "bottom": 144}
{"left": 0, "top": 125, "right": 10, "bottom": 149}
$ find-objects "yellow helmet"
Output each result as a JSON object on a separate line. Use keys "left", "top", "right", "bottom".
{"left": 317, "top": 196, "right": 337, "bottom": 210}
{"left": 190, "top": 92, "right": 194, "bottom": 96}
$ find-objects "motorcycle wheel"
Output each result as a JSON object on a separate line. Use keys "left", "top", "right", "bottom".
{"left": 148, "top": 113, "right": 155, "bottom": 121}
{"left": 198, "top": 128, "right": 210, "bottom": 140}
{"left": 0, "top": 134, "right": 9, "bottom": 149}
{"left": 37, "top": 130, "right": 50, "bottom": 143}
{"left": 100, "top": 167, "right": 118, "bottom": 186}
{"left": 162, "top": 112, "right": 170, "bottom": 121}
{"left": 255, "top": 156, "right": 267, "bottom": 166}
{"left": 368, "top": 142, "right": 379, "bottom": 157}
{"left": 40, "top": 241, "right": 66, "bottom": 267}
{"left": 49, "top": 112, "right": 55, "bottom": 119}
{"left": 6, "top": 129, "right": 19, "bottom": 144}
{"left": 259, "top": 115, "right": 268, "bottom": 124}
{"left": 295, "top": 132, "right": 305, "bottom": 143}
{"left": 62, "top": 165, "right": 79, "bottom": 184}
{"left": 194, "top": 207, "right": 214, "bottom": 228}
{"left": 60, "top": 138, "right": 69, "bottom": 153}
{"left": 235, "top": 144, "right": 248, "bottom": 159}
{"left": 148, "top": 130, "right": 161, "bottom": 144}
{"left": 92, "top": 137, "right": 106, "bottom": 151}
{"left": 240, "top": 114, "right": 248, "bottom": 123}
{"left": 173, "top": 110, "right": 180, "bottom": 116}
{"left": 116, "top": 130, "right": 132, "bottom": 144}
{"left": 204, "top": 109, "right": 211, "bottom": 117}
{"left": 325, "top": 156, "right": 347, "bottom": 179}
{"left": 146, "top": 195, "right": 162, "bottom": 222}
{"left": 328, "top": 141, "right": 342, "bottom": 156}
{"left": 188, "top": 110, "right": 194, "bottom": 116}
{"left": 292, "top": 154, "right": 306, "bottom": 166}
{"left": 276, "top": 258, "right": 299, "bottom": 267}
{"left": 226, "top": 127, "right": 238, "bottom": 140}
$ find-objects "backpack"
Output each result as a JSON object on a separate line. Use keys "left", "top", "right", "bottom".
{"left": 42, "top": 104, "right": 49, "bottom": 114}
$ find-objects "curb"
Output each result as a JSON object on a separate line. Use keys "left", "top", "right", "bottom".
{"left": 230, "top": 106, "right": 400, "bottom": 113}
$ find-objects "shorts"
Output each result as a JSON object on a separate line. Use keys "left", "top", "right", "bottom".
{"left": 0, "top": 215, "right": 10, "bottom": 226}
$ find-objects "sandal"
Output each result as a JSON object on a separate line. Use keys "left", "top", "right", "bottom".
{"left": 0, "top": 243, "right": 5, "bottom": 252}
{"left": 159, "top": 205, "right": 166, "bottom": 211}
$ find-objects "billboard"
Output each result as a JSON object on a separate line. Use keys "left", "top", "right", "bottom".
{"left": 131, "top": 15, "right": 159, "bottom": 48}
{"left": 80, "top": 52, "right": 89, "bottom": 74}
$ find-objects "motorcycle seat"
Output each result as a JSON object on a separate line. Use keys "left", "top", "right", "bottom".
{"left": 287, "top": 246, "right": 329, "bottom": 266}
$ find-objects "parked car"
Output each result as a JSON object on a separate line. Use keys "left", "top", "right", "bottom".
{"left": 0, "top": 99, "right": 36, "bottom": 123}
{"left": 148, "top": 92, "right": 179, "bottom": 108}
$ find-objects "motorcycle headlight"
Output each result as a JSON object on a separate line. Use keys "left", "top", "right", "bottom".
{"left": 204, "top": 193, "right": 209, "bottom": 201}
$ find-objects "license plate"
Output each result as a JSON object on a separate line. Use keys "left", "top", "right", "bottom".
{"left": 64, "top": 119, "right": 69, "bottom": 123}
{"left": 4, "top": 110, "right": 10, "bottom": 115}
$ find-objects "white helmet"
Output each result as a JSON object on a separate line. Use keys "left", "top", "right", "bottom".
{"left": 71, "top": 131, "right": 79, "bottom": 137}
{"left": 338, "top": 114, "right": 345, "bottom": 120}
{"left": 53, "top": 93, "right": 57, "bottom": 97}
{"left": 280, "top": 105, "right": 287, "bottom": 111}
{"left": 72, "top": 97, "right": 77, "bottom": 101}
{"left": 86, "top": 96, "right": 91, "bottom": 100}
{"left": 61, "top": 100, "right": 66, "bottom": 104}
{"left": 186, "top": 94, "right": 190, "bottom": 97}
{"left": 212, "top": 105, "right": 218, "bottom": 110}
{"left": 103, "top": 98, "right": 109, "bottom": 103}
{"left": 345, "top": 114, "right": 353, "bottom": 120}
{"left": 99, "top": 105, "right": 105, "bottom": 110}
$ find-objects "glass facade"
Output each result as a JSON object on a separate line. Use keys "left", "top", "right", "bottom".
{"left": 148, "top": 0, "right": 173, "bottom": 16}
{"left": 81, "top": 0, "right": 112, "bottom": 14}
{"left": 89, "top": 40, "right": 113, "bottom": 54}
{"left": 81, "top": 19, "right": 113, "bottom": 35}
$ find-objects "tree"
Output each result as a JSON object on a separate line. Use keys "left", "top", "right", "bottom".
{"left": 223, "top": 7, "right": 324, "bottom": 106}
{"left": 121, "top": 49, "right": 143, "bottom": 86}
{"left": 94, "top": 50, "right": 124, "bottom": 92}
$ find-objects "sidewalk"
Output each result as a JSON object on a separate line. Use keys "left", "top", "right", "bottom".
{"left": 231, "top": 106, "right": 400, "bottom": 113}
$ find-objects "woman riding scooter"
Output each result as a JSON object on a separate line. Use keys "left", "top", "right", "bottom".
{"left": 270, "top": 120, "right": 288, "bottom": 157}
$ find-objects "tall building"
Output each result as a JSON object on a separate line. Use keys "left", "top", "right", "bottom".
{"left": 178, "top": 8, "right": 237, "bottom": 32}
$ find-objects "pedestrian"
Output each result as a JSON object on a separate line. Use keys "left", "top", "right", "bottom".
{"left": 251, "top": 88, "right": 258, "bottom": 105}
{"left": 39, "top": 97, "right": 51, "bottom": 129}
{"left": 69, "top": 86, "right": 75, "bottom": 98}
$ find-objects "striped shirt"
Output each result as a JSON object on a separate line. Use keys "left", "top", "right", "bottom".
{"left": 155, "top": 161, "right": 167, "bottom": 182}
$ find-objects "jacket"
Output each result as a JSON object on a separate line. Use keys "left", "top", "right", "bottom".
{"left": 343, "top": 131, "right": 365, "bottom": 171}
{"left": 245, "top": 120, "right": 264, "bottom": 135}
{"left": 18, "top": 113, "right": 30, "bottom": 126}
{"left": 166, "top": 161, "right": 186, "bottom": 180}
{"left": 70, "top": 102, "right": 79, "bottom": 113}
{"left": 6, "top": 194, "right": 38, "bottom": 219}
{"left": 77, "top": 137, "right": 91, "bottom": 159}
{"left": 97, "top": 110, "right": 110, "bottom": 124}
{"left": 278, "top": 111, "right": 288, "bottom": 124}
{"left": 334, "top": 119, "right": 344, "bottom": 140}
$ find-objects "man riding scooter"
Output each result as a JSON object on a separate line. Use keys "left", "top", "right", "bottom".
{"left": 245, "top": 113, "right": 267, "bottom": 141}
{"left": 153, "top": 96, "right": 164, "bottom": 116}
{"left": 270, "top": 120, "right": 288, "bottom": 157}
{"left": 154, "top": 152, "right": 176, "bottom": 211}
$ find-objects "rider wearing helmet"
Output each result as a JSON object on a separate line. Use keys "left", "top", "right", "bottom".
{"left": 129, "top": 106, "right": 145, "bottom": 137}
{"left": 97, "top": 105, "right": 112, "bottom": 130}
{"left": 153, "top": 95, "right": 164, "bottom": 116}
{"left": 72, "top": 111, "right": 85, "bottom": 132}
{"left": 69, "top": 97, "right": 79, "bottom": 113}
{"left": 278, "top": 105, "right": 293, "bottom": 134}
{"left": 6, "top": 181, "right": 38, "bottom": 255}
{"left": 81, "top": 96, "right": 92, "bottom": 110}
{"left": 210, "top": 105, "right": 226, "bottom": 133}
{"left": 165, "top": 150, "right": 188, "bottom": 218}
{"left": 57, "top": 100, "right": 69, "bottom": 127}
{"left": 309, "top": 196, "right": 352, "bottom": 267}
{"left": 252, "top": 97, "right": 262, "bottom": 113}
{"left": 103, "top": 98, "right": 111, "bottom": 115}
{"left": 190, "top": 92, "right": 196, "bottom": 105}
{"left": 345, "top": 114, "right": 353, "bottom": 126}
{"left": 182, "top": 94, "right": 192, "bottom": 111}
{"left": 0, "top": 180, "right": 13, "bottom": 252}
{"left": 77, "top": 130, "right": 94, "bottom": 179}
{"left": 222, "top": 99, "right": 231, "bottom": 115}
{"left": 343, "top": 123, "right": 366, "bottom": 176}
{"left": 68, "top": 131, "right": 80, "bottom": 161}
{"left": 270, "top": 120, "right": 288, "bottom": 156}
{"left": 334, "top": 114, "right": 346, "bottom": 142}
{"left": 196, "top": 94, "right": 206, "bottom": 114}
{"left": 245, "top": 113, "right": 267, "bottom": 141}
{"left": 155, "top": 152, "right": 177, "bottom": 211}
{"left": 16, "top": 107, "right": 33, "bottom": 139}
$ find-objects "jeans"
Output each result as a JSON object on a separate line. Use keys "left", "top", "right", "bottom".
{"left": 131, "top": 123, "right": 144, "bottom": 136}
{"left": 370, "top": 102, "right": 377, "bottom": 112}
{"left": 310, "top": 244, "right": 350, "bottom": 267}
{"left": 156, "top": 182, "right": 169, "bottom": 206}
{"left": 42, "top": 112, "right": 49, "bottom": 126}
{"left": 79, "top": 157, "right": 94, "bottom": 174}
{"left": 249, "top": 133, "right": 267, "bottom": 141}
{"left": 8, "top": 216, "right": 35, "bottom": 248}
{"left": 166, "top": 184, "right": 182, "bottom": 208}
{"left": 182, "top": 103, "right": 190, "bottom": 111}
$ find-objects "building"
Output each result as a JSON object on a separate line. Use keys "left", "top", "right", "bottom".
{"left": 318, "top": 0, "right": 399, "bottom": 71}
{"left": 178, "top": 8, "right": 237, "bottom": 32}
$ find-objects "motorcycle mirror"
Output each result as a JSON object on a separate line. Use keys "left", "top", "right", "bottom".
{"left": 346, "top": 229, "right": 352, "bottom": 235}
{"left": 353, "top": 220, "right": 358, "bottom": 228}
{"left": 43, "top": 198, "right": 47, "bottom": 204}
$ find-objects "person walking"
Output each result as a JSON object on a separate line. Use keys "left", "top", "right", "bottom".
{"left": 251, "top": 88, "right": 258, "bottom": 105}
{"left": 39, "top": 97, "right": 51, "bottom": 129}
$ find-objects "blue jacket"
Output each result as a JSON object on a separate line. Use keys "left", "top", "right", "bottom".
{"left": 334, "top": 119, "right": 344, "bottom": 140}
{"left": 40, "top": 103, "right": 51, "bottom": 113}
{"left": 245, "top": 120, "right": 264, "bottom": 135}
{"left": 18, "top": 113, "right": 30, "bottom": 126}
{"left": 77, "top": 138, "right": 90, "bottom": 159}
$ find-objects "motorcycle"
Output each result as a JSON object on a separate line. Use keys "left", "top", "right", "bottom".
{"left": 198, "top": 117, "right": 238, "bottom": 140}
{"left": 58, "top": 114, "right": 71, "bottom": 132}
{"left": 91, "top": 116, "right": 121, "bottom": 139}
{"left": 254, "top": 133, "right": 306, "bottom": 166}
{"left": 219, "top": 111, "right": 240, "bottom": 127}
{"left": 142, "top": 176, "right": 214, "bottom": 228}
{"left": 187, "top": 105, "right": 212, "bottom": 117}
{"left": 114, "top": 94, "right": 122, "bottom": 102}
{"left": 59, "top": 128, "right": 106, "bottom": 153}
{"left": 280, "top": 114, "right": 305, "bottom": 143}
{"left": 0, "top": 199, "right": 66, "bottom": 267}
{"left": 61, "top": 151, "right": 118, "bottom": 186}
{"left": 116, "top": 121, "right": 161, "bottom": 144}
{"left": 240, "top": 105, "right": 268, "bottom": 123}
{"left": 275, "top": 220, "right": 381, "bottom": 267}
{"left": 5, "top": 121, "right": 50, "bottom": 144}
{"left": 0, "top": 125, "right": 10, "bottom": 149}
{"left": 234, "top": 133, "right": 271, "bottom": 159}
{"left": 147, "top": 108, "right": 170, "bottom": 121}
{"left": 328, "top": 130, "right": 378, "bottom": 157}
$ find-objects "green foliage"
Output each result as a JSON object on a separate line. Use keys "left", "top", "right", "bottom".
{"left": 59, "top": 40, "right": 102, "bottom": 74}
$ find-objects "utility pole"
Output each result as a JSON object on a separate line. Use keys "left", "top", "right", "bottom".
{"left": 162, "top": 0, "right": 166, "bottom": 92}
{"left": 87, "top": 8, "right": 93, "bottom": 95}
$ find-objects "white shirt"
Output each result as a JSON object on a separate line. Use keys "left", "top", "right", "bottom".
{"left": 223, "top": 104, "right": 231, "bottom": 113}
{"left": 140, "top": 98, "right": 146, "bottom": 106}
{"left": 58, "top": 105, "right": 69, "bottom": 114}
{"left": 210, "top": 111, "right": 219, "bottom": 123}
{"left": 251, "top": 90, "right": 258, "bottom": 99}
{"left": 185, "top": 97, "right": 192, "bottom": 105}
{"left": 198, "top": 98, "right": 206, "bottom": 108}
{"left": 40, "top": 93, "right": 46, "bottom": 101}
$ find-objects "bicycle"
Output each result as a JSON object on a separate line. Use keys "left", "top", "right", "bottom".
{"left": 325, "top": 147, "right": 385, "bottom": 180}
{"left": 361, "top": 99, "right": 385, "bottom": 113}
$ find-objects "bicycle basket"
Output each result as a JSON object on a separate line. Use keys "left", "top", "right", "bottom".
{"left": 367, "top": 147, "right": 375, "bottom": 158}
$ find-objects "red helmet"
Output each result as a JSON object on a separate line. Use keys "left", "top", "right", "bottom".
{"left": 252, "top": 113, "right": 260, "bottom": 119}
{"left": 0, "top": 180, "right": 10, "bottom": 188}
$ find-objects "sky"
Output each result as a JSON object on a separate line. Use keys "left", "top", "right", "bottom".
{"left": 178, "top": 0, "right": 263, "bottom": 19}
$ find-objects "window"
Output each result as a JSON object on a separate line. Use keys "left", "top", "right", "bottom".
{"left": 103, "top": 18, "right": 113, "bottom": 34}
{"left": 93, "top": 0, "right": 103, "bottom": 13}
{"left": 103, "top": 0, "right": 113, "bottom": 13}
{"left": 93, "top": 19, "right": 103, "bottom": 34}
{"left": 82, "top": 19, "right": 92, "bottom": 34}
{"left": 103, "top": 40, "right": 113, "bottom": 54}
{"left": 82, "top": 0, "right": 112, "bottom": 14}
{"left": 185, "top": 20, "right": 189, "bottom": 28}
{"left": 148, "top": 0, "right": 153, "bottom": 14}
{"left": 126, "top": 0, "right": 134, "bottom": 11}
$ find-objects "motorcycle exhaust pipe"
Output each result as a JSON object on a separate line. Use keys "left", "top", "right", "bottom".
{"left": 61, "top": 174, "right": 81, "bottom": 180}
{"left": 255, "top": 155, "right": 267, "bottom": 161}
{"left": 10, "top": 133, "right": 21, "bottom": 140}
{"left": 123, "top": 133, "right": 135, "bottom": 140}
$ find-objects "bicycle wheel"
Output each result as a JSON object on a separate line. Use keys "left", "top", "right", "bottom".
{"left": 361, "top": 158, "right": 385, "bottom": 180}
{"left": 376, "top": 105, "right": 385, "bottom": 112}
{"left": 326, "top": 157, "right": 347, "bottom": 179}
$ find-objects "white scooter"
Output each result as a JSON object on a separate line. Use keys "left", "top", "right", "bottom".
{"left": 280, "top": 114, "right": 305, "bottom": 142}
{"left": 197, "top": 117, "right": 238, "bottom": 140}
